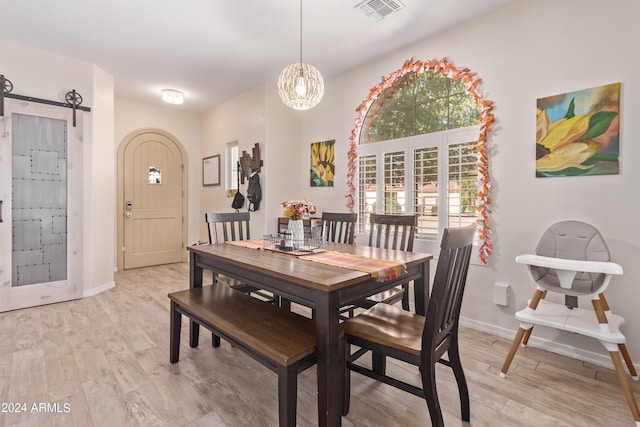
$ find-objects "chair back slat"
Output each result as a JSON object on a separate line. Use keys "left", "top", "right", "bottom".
{"left": 205, "top": 212, "right": 251, "bottom": 244}
{"left": 321, "top": 212, "right": 357, "bottom": 244}
{"left": 368, "top": 214, "right": 417, "bottom": 251}
{"left": 422, "top": 224, "right": 475, "bottom": 360}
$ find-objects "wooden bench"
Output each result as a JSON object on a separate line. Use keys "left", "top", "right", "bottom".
{"left": 168, "top": 284, "right": 317, "bottom": 427}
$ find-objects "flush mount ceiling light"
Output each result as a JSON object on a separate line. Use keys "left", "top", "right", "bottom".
{"left": 161, "top": 89, "right": 184, "bottom": 105}
{"left": 277, "top": 0, "right": 324, "bottom": 110}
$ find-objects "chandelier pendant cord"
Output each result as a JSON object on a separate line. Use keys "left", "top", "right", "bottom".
{"left": 299, "top": 0, "right": 303, "bottom": 72}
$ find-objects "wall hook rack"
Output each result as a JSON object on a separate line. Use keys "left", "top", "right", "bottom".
{"left": 239, "top": 143, "right": 263, "bottom": 184}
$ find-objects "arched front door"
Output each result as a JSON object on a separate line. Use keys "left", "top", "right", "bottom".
{"left": 117, "top": 129, "right": 187, "bottom": 270}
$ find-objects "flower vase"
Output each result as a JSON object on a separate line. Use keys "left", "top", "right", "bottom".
{"left": 288, "top": 219, "right": 304, "bottom": 249}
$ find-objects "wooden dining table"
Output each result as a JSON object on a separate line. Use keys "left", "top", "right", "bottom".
{"left": 187, "top": 241, "right": 433, "bottom": 426}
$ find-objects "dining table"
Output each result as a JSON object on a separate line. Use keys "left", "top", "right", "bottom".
{"left": 187, "top": 240, "right": 433, "bottom": 427}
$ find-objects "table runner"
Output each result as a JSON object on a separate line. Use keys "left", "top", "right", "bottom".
{"left": 224, "top": 240, "right": 406, "bottom": 282}
{"left": 299, "top": 251, "right": 406, "bottom": 283}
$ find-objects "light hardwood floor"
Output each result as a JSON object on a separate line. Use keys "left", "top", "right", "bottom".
{"left": 0, "top": 262, "right": 638, "bottom": 426}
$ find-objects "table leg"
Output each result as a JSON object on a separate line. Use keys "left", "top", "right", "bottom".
{"left": 413, "top": 259, "right": 430, "bottom": 316}
{"left": 314, "top": 291, "right": 342, "bottom": 427}
{"left": 169, "top": 300, "right": 181, "bottom": 363}
{"left": 189, "top": 252, "right": 203, "bottom": 347}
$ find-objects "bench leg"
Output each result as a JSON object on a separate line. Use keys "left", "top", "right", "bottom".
{"left": 372, "top": 351, "right": 386, "bottom": 375}
{"left": 277, "top": 364, "right": 297, "bottom": 427}
{"left": 211, "top": 332, "right": 221, "bottom": 348}
{"left": 169, "top": 300, "right": 181, "bottom": 363}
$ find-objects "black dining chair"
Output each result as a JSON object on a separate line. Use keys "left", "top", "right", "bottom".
{"left": 341, "top": 224, "right": 476, "bottom": 427}
{"left": 291, "top": 212, "right": 358, "bottom": 318}
{"left": 320, "top": 212, "right": 357, "bottom": 244}
{"left": 340, "top": 213, "right": 416, "bottom": 318}
{"left": 205, "top": 212, "right": 276, "bottom": 303}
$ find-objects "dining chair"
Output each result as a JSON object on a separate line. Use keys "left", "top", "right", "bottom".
{"left": 499, "top": 221, "right": 639, "bottom": 425}
{"left": 320, "top": 212, "right": 356, "bottom": 244}
{"left": 341, "top": 224, "right": 476, "bottom": 427}
{"left": 299, "top": 212, "right": 357, "bottom": 318}
{"left": 205, "top": 212, "right": 276, "bottom": 303}
{"left": 341, "top": 213, "right": 417, "bottom": 317}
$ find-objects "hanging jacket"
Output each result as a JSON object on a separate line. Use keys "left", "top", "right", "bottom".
{"left": 247, "top": 172, "right": 262, "bottom": 211}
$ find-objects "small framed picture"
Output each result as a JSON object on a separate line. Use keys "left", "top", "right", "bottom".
{"left": 203, "top": 154, "right": 221, "bottom": 186}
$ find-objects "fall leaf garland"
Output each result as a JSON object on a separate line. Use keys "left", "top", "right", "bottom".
{"left": 346, "top": 57, "right": 496, "bottom": 265}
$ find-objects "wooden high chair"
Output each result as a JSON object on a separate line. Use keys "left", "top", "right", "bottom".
{"left": 500, "top": 221, "right": 639, "bottom": 426}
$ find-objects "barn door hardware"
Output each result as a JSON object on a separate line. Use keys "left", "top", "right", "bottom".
{"left": 0, "top": 74, "right": 91, "bottom": 126}
{"left": 0, "top": 74, "right": 13, "bottom": 117}
{"left": 65, "top": 89, "right": 83, "bottom": 127}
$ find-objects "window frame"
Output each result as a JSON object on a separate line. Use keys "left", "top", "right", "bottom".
{"left": 356, "top": 125, "right": 481, "bottom": 263}
{"left": 225, "top": 140, "right": 239, "bottom": 191}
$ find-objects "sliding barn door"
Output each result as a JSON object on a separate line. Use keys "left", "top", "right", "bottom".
{"left": 0, "top": 99, "right": 83, "bottom": 312}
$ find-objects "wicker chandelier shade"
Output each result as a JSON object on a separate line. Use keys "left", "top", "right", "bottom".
{"left": 277, "top": 63, "right": 324, "bottom": 110}
{"left": 277, "top": 0, "right": 324, "bottom": 110}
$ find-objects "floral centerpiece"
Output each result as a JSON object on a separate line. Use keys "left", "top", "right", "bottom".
{"left": 281, "top": 199, "right": 312, "bottom": 220}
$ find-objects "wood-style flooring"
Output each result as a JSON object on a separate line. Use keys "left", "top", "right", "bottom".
{"left": 0, "top": 262, "right": 638, "bottom": 426}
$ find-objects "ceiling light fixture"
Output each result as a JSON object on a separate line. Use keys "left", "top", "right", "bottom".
{"left": 277, "top": 0, "right": 324, "bottom": 110}
{"left": 161, "top": 89, "right": 184, "bottom": 105}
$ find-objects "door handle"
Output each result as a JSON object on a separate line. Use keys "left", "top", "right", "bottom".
{"left": 0, "top": 200, "right": 3, "bottom": 223}
{"left": 126, "top": 212, "right": 133, "bottom": 218}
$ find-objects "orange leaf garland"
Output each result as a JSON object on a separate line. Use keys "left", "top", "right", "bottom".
{"left": 345, "top": 58, "right": 495, "bottom": 264}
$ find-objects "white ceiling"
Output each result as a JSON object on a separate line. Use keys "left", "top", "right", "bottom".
{"left": 1, "top": 0, "right": 518, "bottom": 113}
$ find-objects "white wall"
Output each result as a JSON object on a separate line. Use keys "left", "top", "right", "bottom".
{"left": 263, "top": 85, "right": 306, "bottom": 235}
{"left": 199, "top": 82, "right": 321, "bottom": 241}
{"left": 114, "top": 99, "right": 201, "bottom": 249}
{"left": 85, "top": 65, "right": 116, "bottom": 295}
{"left": 289, "top": 0, "right": 640, "bottom": 366}
{"left": 199, "top": 85, "right": 270, "bottom": 240}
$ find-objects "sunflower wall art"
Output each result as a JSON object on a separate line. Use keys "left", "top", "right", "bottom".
{"left": 310, "top": 139, "right": 335, "bottom": 187}
{"left": 536, "top": 82, "right": 620, "bottom": 177}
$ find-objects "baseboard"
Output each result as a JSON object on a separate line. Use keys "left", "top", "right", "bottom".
{"left": 460, "top": 316, "right": 640, "bottom": 374}
{"left": 83, "top": 280, "right": 115, "bottom": 297}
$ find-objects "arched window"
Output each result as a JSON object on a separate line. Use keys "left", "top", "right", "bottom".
{"left": 347, "top": 59, "right": 495, "bottom": 264}
{"left": 361, "top": 70, "right": 480, "bottom": 143}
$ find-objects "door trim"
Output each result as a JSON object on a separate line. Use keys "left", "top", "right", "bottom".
{"left": 116, "top": 128, "right": 188, "bottom": 271}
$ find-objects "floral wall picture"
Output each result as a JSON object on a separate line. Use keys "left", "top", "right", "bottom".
{"left": 536, "top": 82, "right": 620, "bottom": 177}
{"left": 310, "top": 139, "right": 335, "bottom": 187}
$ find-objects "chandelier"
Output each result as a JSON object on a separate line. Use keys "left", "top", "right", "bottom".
{"left": 277, "top": 0, "right": 324, "bottom": 110}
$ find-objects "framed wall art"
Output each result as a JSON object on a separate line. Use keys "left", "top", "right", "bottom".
{"left": 536, "top": 82, "right": 620, "bottom": 177}
{"left": 203, "top": 154, "right": 221, "bottom": 186}
{"left": 310, "top": 139, "right": 335, "bottom": 187}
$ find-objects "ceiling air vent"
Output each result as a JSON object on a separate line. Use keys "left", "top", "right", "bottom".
{"left": 355, "top": 0, "right": 406, "bottom": 21}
